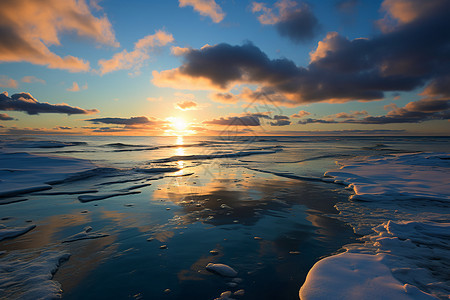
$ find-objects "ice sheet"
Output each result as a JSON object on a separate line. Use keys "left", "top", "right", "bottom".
{"left": 0, "top": 152, "right": 96, "bottom": 198}
{"left": 324, "top": 153, "right": 449, "bottom": 201}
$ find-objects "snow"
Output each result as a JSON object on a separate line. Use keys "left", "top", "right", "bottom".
{"left": 0, "top": 224, "right": 36, "bottom": 241}
{"left": 324, "top": 153, "right": 450, "bottom": 201}
{"left": 206, "top": 263, "right": 238, "bottom": 277}
{"left": 300, "top": 152, "right": 450, "bottom": 299}
{"left": 299, "top": 252, "right": 437, "bottom": 300}
{"left": 0, "top": 250, "right": 70, "bottom": 300}
{"left": 0, "top": 152, "right": 95, "bottom": 198}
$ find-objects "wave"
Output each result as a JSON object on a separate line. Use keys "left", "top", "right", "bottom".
{"left": 150, "top": 148, "right": 282, "bottom": 163}
{"left": 3, "top": 141, "right": 87, "bottom": 148}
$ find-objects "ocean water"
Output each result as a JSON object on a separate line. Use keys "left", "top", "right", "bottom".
{"left": 0, "top": 135, "right": 449, "bottom": 299}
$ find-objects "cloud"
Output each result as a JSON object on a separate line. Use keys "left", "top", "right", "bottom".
{"left": 298, "top": 99, "right": 450, "bottom": 125}
{"left": 21, "top": 76, "right": 46, "bottom": 85}
{"left": 154, "top": 0, "right": 450, "bottom": 106}
{"left": 270, "top": 115, "right": 291, "bottom": 126}
{"left": 0, "top": 75, "right": 18, "bottom": 88}
{"left": 147, "top": 96, "right": 163, "bottom": 102}
{"left": 298, "top": 118, "right": 338, "bottom": 125}
{"left": 98, "top": 30, "right": 174, "bottom": 75}
{"left": 336, "top": 0, "right": 359, "bottom": 13}
{"left": 203, "top": 112, "right": 277, "bottom": 127}
{"left": 85, "top": 116, "right": 159, "bottom": 125}
{"left": 67, "top": 82, "right": 80, "bottom": 92}
{"left": 0, "top": 113, "right": 14, "bottom": 120}
{"left": 204, "top": 115, "right": 261, "bottom": 126}
{"left": 171, "top": 46, "right": 192, "bottom": 56}
{"left": 209, "top": 92, "right": 240, "bottom": 103}
{"left": 179, "top": 0, "right": 225, "bottom": 23}
{"left": 291, "top": 110, "right": 311, "bottom": 118}
{"left": 0, "top": 91, "right": 98, "bottom": 115}
{"left": 0, "top": 0, "right": 118, "bottom": 72}
{"left": 67, "top": 82, "right": 87, "bottom": 92}
{"left": 252, "top": 0, "right": 320, "bottom": 43}
{"left": 175, "top": 100, "right": 198, "bottom": 110}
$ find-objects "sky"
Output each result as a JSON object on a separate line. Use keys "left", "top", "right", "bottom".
{"left": 0, "top": 0, "right": 449, "bottom": 136}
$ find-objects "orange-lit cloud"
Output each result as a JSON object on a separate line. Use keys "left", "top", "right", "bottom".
{"left": 21, "top": 76, "right": 46, "bottom": 85}
{"left": 175, "top": 100, "right": 198, "bottom": 110}
{"left": 0, "top": 75, "right": 18, "bottom": 88}
{"left": 171, "top": 46, "right": 191, "bottom": 56}
{"left": 152, "top": 68, "right": 224, "bottom": 91}
{"left": 179, "top": 0, "right": 225, "bottom": 23}
{"left": 98, "top": 30, "right": 174, "bottom": 75}
{"left": 66, "top": 82, "right": 88, "bottom": 92}
{"left": 291, "top": 110, "right": 311, "bottom": 118}
{"left": 0, "top": 113, "right": 14, "bottom": 121}
{"left": 0, "top": 0, "right": 118, "bottom": 72}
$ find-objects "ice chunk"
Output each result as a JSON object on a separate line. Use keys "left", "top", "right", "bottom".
{"left": 63, "top": 227, "right": 108, "bottom": 242}
{"left": 0, "top": 250, "right": 70, "bottom": 299}
{"left": 0, "top": 224, "right": 35, "bottom": 241}
{"left": 206, "top": 263, "right": 238, "bottom": 277}
{"left": 300, "top": 252, "right": 437, "bottom": 300}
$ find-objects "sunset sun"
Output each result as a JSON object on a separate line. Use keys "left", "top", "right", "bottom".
{"left": 170, "top": 117, "right": 187, "bottom": 131}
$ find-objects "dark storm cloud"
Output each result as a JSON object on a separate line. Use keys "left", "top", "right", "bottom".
{"left": 85, "top": 116, "right": 157, "bottom": 125}
{"left": 0, "top": 113, "right": 13, "bottom": 120}
{"left": 275, "top": 3, "right": 321, "bottom": 43}
{"left": 298, "top": 99, "right": 450, "bottom": 125}
{"left": 0, "top": 92, "right": 98, "bottom": 115}
{"left": 158, "top": 0, "right": 450, "bottom": 106}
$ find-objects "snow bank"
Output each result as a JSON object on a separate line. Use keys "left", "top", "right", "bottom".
{"left": 0, "top": 250, "right": 70, "bottom": 299}
{"left": 300, "top": 152, "right": 450, "bottom": 299}
{"left": 0, "top": 224, "right": 36, "bottom": 241}
{"left": 300, "top": 252, "right": 437, "bottom": 300}
{"left": 0, "top": 152, "right": 96, "bottom": 198}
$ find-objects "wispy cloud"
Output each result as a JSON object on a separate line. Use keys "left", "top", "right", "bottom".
{"left": 179, "top": 0, "right": 225, "bottom": 23}
{"left": 0, "top": 75, "right": 18, "bottom": 88}
{"left": 0, "top": 91, "right": 98, "bottom": 115}
{"left": 0, "top": 0, "right": 118, "bottom": 72}
{"left": 298, "top": 99, "right": 450, "bottom": 125}
{"left": 97, "top": 30, "right": 174, "bottom": 75}
{"left": 21, "top": 76, "right": 46, "bottom": 85}
{"left": 67, "top": 82, "right": 88, "bottom": 92}
{"left": 85, "top": 116, "right": 164, "bottom": 126}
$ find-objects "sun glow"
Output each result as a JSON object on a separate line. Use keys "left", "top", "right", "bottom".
{"left": 165, "top": 117, "right": 195, "bottom": 136}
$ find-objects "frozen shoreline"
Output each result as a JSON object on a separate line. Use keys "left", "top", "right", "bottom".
{"left": 300, "top": 152, "right": 450, "bottom": 300}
